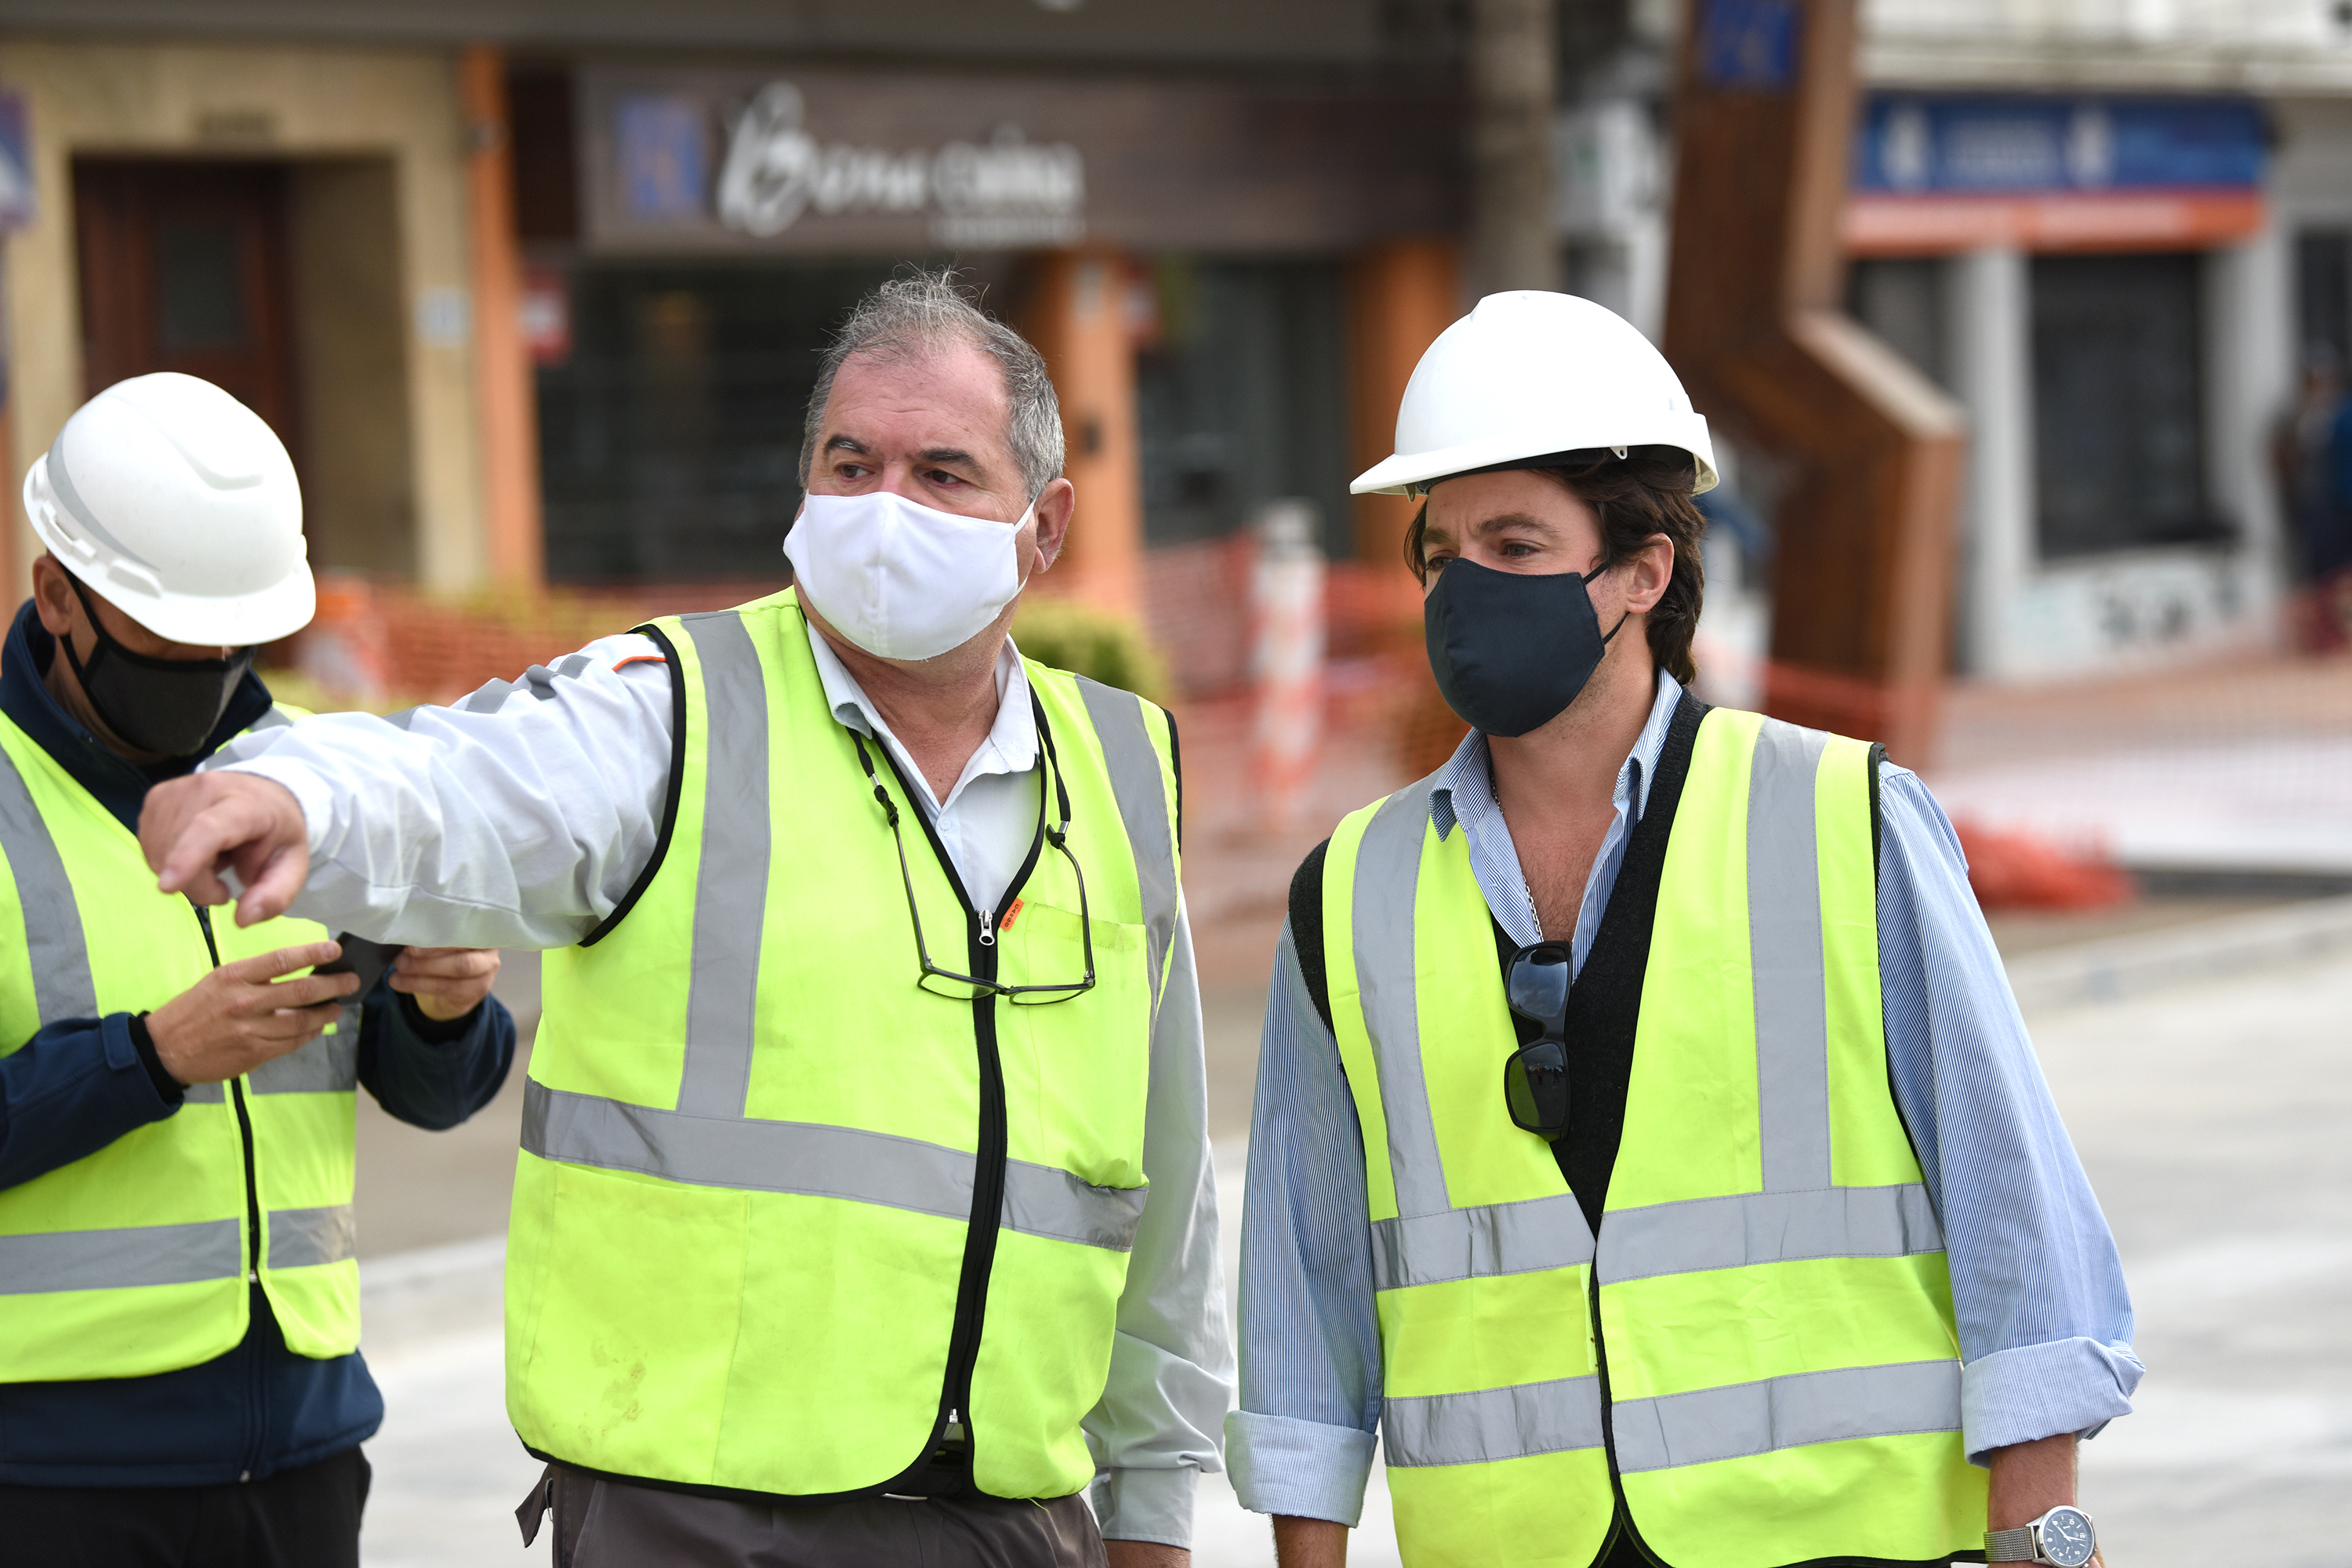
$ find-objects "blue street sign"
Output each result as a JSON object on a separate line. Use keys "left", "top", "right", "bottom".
{"left": 1699, "top": 0, "right": 1800, "bottom": 92}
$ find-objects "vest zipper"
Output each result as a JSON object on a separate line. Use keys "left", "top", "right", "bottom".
{"left": 1586, "top": 1261, "right": 1664, "bottom": 1566}
{"left": 866, "top": 742, "right": 1050, "bottom": 1495}
{"left": 194, "top": 903, "right": 270, "bottom": 1483}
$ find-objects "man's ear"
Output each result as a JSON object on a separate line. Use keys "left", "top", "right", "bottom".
{"left": 29, "top": 555, "right": 77, "bottom": 639}
{"left": 1030, "top": 477, "right": 1076, "bottom": 574}
{"left": 1622, "top": 533, "right": 1674, "bottom": 616}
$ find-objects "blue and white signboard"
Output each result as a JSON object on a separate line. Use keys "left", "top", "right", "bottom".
{"left": 1853, "top": 95, "right": 2265, "bottom": 196}
{"left": 1845, "top": 94, "right": 2267, "bottom": 254}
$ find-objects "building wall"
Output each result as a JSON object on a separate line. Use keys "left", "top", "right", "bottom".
{"left": 0, "top": 37, "right": 484, "bottom": 604}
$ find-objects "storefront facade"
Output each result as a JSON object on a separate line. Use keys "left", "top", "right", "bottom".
{"left": 1842, "top": 91, "right": 2290, "bottom": 680}
{"left": 521, "top": 61, "right": 1463, "bottom": 612}
{"left": 0, "top": 34, "right": 488, "bottom": 602}
{"left": 0, "top": 9, "right": 1468, "bottom": 628}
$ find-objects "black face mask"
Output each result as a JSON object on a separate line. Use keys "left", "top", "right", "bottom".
{"left": 1423, "top": 556, "right": 1628, "bottom": 738}
{"left": 58, "top": 575, "right": 254, "bottom": 758}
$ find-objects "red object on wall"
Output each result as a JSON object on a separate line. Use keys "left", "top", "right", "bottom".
{"left": 521, "top": 263, "right": 572, "bottom": 365}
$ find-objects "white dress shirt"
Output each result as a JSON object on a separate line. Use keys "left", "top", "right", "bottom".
{"left": 208, "top": 616, "right": 1232, "bottom": 1545}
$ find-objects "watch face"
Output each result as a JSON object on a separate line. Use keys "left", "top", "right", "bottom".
{"left": 2042, "top": 1507, "right": 2096, "bottom": 1567}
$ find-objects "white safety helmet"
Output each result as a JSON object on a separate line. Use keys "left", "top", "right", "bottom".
{"left": 22, "top": 372, "right": 314, "bottom": 647}
{"left": 1351, "top": 291, "right": 1718, "bottom": 497}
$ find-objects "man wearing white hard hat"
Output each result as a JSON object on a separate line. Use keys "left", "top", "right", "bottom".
{"left": 1228, "top": 293, "right": 2137, "bottom": 1568}
{"left": 0, "top": 373, "right": 515, "bottom": 1566}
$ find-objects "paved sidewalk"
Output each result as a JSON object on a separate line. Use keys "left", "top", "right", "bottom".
{"left": 356, "top": 927, "right": 2352, "bottom": 1566}
{"left": 1926, "top": 652, "right": 2352, "bottom": 878}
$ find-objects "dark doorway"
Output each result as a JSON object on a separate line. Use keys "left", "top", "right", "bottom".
{"left": 1133, "top": 257, "right": 1352, "bottom": 557}
{"left": 73, "top": 160, "right": 301, "bottom": 452}
{"left": 535, "top": 260, "right": 902, "bottom": 582}
{"left": 2030, "top": 252, "right": 2227, "bottom": 558}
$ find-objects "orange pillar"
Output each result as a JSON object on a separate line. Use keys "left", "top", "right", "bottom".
{"left": 1346, "top": 239, "right": 1461, "bottom": 615}
{"left": 0, "top": 394, "right": 14, "bottom": 604}
{"left": 1021, "top": 248, "right": 1144, "bottom": 619}
{"left": 460, "top": 45, "right": 545, "bottom": 590}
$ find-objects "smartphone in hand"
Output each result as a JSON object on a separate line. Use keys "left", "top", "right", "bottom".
{"left": 314, "top": 935, "right": 404, "bottom": 996}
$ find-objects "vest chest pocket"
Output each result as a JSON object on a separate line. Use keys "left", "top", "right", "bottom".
{"left": 999, "top": 900, "right": 1152, "bottom": 1190}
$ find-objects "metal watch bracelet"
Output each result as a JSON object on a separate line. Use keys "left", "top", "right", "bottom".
{"left": 1985, "top": 1508, "right": 2096, "bottom": 1568}
{"left": 1984, "top": 1526, "right": 2039, "bottom": 1563}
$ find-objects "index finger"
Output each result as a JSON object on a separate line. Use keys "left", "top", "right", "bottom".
{"left": 218, "top": 940, "right": 345, "bottom": 984}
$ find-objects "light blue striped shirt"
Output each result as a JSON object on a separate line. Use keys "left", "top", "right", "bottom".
{"left": 1225, "top": 673, "right": 2143, "bottom": 1524}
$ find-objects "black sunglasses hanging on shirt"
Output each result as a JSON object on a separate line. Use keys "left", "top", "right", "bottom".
{"left": 1502, "top": 941, "right": 1573, "bottom": 1140}
{"left": 848, "top": 692, "right": 1096, "bottom": 1006}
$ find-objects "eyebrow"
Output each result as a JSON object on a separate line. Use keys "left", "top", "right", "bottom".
{"left": 1424, "top": 509, "right": 1563, "bottom": 545}
{"left": 820, "top": 435, "right": 984, "bottom": 473}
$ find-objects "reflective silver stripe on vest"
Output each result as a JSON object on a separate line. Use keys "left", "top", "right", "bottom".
{"left": 249, "top": 706, "right": 295, "bottom": 733}
{"left": 248, "top": 1027, "right": 360, "bottom": 1094}
{"left": 673, "top": 612, "right": 772, "bottom": 1120}
{"left": 524, "top": 1080, "right": 1146, "bottom": 1252}
{"left": 1597, "top": 1183, "right": 1942, "bottom": 1283}
{"left": 267, "top": 1205, "right": 358, "bottom": 1269}
{"left": 0, "top": 746, "right": 99, "bottom": 1024}
{"left": 1610, "top": 1359, "right": 1961, "bottom": 1472}
{"left": 1373, "top": 1192, "right": 1594, "bottom": 1291}
{"left": 1748, "top": 720, "right": 1833, "bottom": 1194}
{"left": 1383, "top": 1374, "right": 1606, "bottom": 1467}
{"left": 1072, "top": 677, "right": 1179, "bottom": 1017}
{"left": 1353, "top": 783, "right": 1453, "bottom": 1218}
{"left": 0, "top": 1218, "right": 243, "bottom": 1294}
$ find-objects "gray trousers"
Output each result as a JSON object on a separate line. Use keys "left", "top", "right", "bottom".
{"left": 518, "top": 1463, "right": 1110, "bottom": 1568}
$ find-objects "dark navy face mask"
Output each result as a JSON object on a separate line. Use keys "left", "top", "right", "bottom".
{"left": 1422, "top": 556, "right": 1628, "bottom": 738}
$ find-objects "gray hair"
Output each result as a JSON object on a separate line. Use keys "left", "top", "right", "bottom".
{"left": 799, "top": 270, "right": 1065, "bottom": 503}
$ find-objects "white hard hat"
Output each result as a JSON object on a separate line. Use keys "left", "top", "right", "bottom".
{"left": 1351, "top": 291, "right": 1718, "bottom": 497}
{"left": 22, "top": 372, "right": 314, "bottom": 646}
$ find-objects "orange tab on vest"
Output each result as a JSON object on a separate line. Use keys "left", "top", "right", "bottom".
{"left": 1000, "top": 898, "right": 1025, "bottom": 932}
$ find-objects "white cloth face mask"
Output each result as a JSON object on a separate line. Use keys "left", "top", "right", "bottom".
{"left": 782, "top": 490, "right": 1029, "bottom": 662}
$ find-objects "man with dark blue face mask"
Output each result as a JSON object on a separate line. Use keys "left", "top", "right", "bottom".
{"left": 1229, "top": 292, "right": 2136, "bottom": 1568}
{"left": 0, "top": 372, "right": 515, "bottom": 1567}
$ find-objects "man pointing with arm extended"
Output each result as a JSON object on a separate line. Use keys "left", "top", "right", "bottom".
{"left": 143, "top": 274, "right": 1230, "bottom": 1567}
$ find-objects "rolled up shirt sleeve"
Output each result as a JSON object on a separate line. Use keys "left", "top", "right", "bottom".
{"left": 1083, "top": 902, "right": 1236, "bottom": 1548}
{"left": 204, "top": 636, "right": 673, "bottom": 950}
{"left": 1876, "top": 764, "right": 2143, "bottom": 1464}
{"left": 1225, "top": 923, "right": 1383, "bottom": 1526}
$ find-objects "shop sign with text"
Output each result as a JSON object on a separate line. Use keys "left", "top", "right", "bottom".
{"left": 579, "top": 66, "right": 1461, "bottom": 256}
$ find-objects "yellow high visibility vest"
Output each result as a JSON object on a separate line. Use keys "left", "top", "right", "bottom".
{"left": 0, "top": 704, "right": 361, "bottom": 1381}
{"left": 1323, "top": 706, "right": 1985, "bottom": 1568}
{"left": 506, "top": 590, "right": 1182, "bottom": 1503}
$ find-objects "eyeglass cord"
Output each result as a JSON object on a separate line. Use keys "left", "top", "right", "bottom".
{"left": 848, "top": 691, "right": 1075, "bottom": 947}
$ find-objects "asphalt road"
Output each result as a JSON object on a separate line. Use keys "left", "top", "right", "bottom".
{"left": 352, "top": 933, "right": 2352, "bottom": 1566}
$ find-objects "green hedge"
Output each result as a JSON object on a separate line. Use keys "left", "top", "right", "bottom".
{"left": 1012, "top": 597, "right": 1171, "bottom": 705}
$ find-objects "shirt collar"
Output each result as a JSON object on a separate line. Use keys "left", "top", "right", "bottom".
{"left": 801, "top": 619, "right": 1039, "bottom": 810}
{"left": 0, "top": 597, "right": 276, "bottom": 835}
{"left": 1430, "top": 667, "right": 1684, "bottom": 840}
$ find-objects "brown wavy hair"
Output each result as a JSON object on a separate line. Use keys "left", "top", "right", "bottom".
{"left": 1403, "top": 448, "right": 1709, "bottom": 686}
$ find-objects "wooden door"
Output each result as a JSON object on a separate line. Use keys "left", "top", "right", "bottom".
{"left": 73, "top": 160, "right": 300, "bottom": 453}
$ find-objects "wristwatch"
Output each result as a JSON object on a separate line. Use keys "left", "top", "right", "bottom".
{"left": 1986, "top": 1504, "right": 2097, "bottom": 1566}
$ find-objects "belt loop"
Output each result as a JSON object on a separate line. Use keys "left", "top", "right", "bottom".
{"left": 515, "top": 1463, "right": 556, "bottom": 1548}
